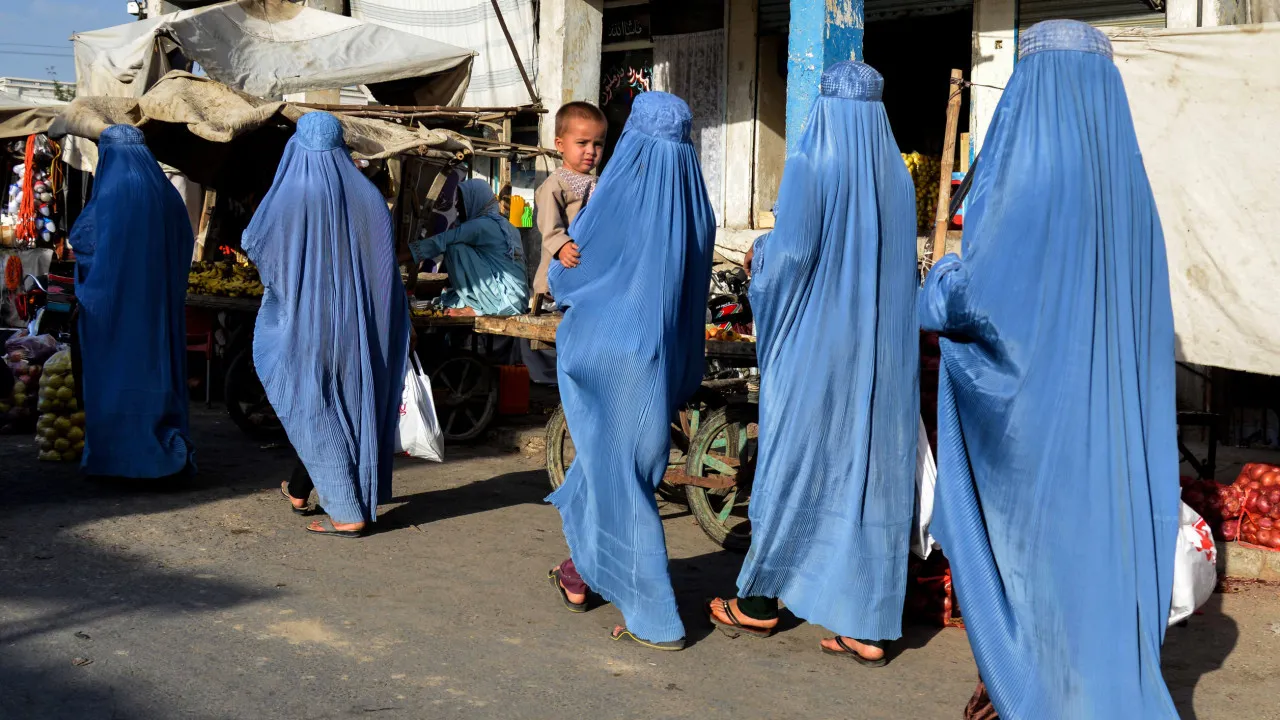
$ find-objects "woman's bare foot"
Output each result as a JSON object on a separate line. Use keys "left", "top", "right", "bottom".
{"left": 557, "top": 575, "right": 586, "bottom": 606}
{"left": 708, "top": 597, "right": 778, "bottom": 633}
{"left": 307, "top": 518, "right": 367, "bottom": 533}
{"left": 281, "top": 481, "right": 308, "bottom": 510}
{"left": 821, "top": 636, "right": 885, "bottom": 662}
{"left": 446, "top": 306, "right": 478, "bottom": 317}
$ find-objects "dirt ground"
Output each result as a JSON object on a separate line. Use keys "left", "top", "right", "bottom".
{"left": 1, "top": 408, "right": 1278, "bottom": 720}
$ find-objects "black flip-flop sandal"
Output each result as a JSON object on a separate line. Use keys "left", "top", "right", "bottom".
{"left": 822, "top": 636, "right": 889, "bottom": 668}
{"left": 706, "top": 597, "right": 775, "bottom": 638}
{"left": 305, "top": 517, "right": 367, "bottom": 539}
{"left": 548, "top": 567, "right": 588, "bottom": 613}
{"left": 279, "top": 482, "right": 314, "bottom": 516}
{"left": 610, "top": 626, "right": 685, "bottom": 652}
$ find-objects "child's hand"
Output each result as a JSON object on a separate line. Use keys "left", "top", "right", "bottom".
{"left": 557, "top": 241, "right": 581, "bottom": 268}
{"left": 743, "top": 247, "right": 754, "bottom": 277}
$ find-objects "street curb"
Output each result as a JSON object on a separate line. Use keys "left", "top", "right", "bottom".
{"left": 485, "top": 421, "right": 546, "bottom": 457}
{"left": 1221, "top": 541, "right": 1280, "bottom": 581}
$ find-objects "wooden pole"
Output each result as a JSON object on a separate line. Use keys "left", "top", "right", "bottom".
{"left": 931, "top": 69, "right": 963, "bottom": 265}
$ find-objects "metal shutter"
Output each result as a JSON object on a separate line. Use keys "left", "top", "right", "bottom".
{"left": 1018, "top": 0, "right": 1166, "bottom": 29}
{"left": 865, "top": 0, "right": 972, "bottom": 22}
{"left": 759, "top": 0, "right": 972, "bottom": 36}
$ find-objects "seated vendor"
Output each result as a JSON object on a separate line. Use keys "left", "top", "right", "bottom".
{"left": 405, "top": 179, "right": 529, "bottom": 317}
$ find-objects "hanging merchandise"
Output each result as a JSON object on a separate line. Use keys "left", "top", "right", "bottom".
{"left": 14, "top": 136, "right": 38, "bottom": 246}
{"left": 1, "top": 135, "right": 65, "bottom": 252}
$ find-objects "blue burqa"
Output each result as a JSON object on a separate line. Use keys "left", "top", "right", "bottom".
{"left": 547, "top": 92, "right": 716, "bottom": 644}
{"left": 243, "top": 112, "right": 411, "bottom": 525}
{"left": 408, "top": 179, "right": 528, "bottom": 316}
{"left": 918, "top": 21, "right": 1179, "bottom": 718}
{"left": 736, "top": 62, "right": 918, "bottom": 641}
{"left": 71, "top": 124, "right": 194, "bottom": 478}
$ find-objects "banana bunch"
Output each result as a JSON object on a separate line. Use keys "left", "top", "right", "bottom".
{"left": 188, "top": 261, "right": 265, "bottom": 298}
{"left": 902, "top": 153, "right": 941, "bottom": 236}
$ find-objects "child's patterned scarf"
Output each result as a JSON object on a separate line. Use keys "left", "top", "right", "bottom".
{"left": 555, "top": 166, "right": 597, "bottom": 203}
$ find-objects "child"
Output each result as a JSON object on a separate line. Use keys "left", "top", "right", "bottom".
{"left": 532, "top": 101, "right": 607, "bottom": 302}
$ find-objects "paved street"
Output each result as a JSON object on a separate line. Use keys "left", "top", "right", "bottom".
{"left": 1, "top": 408, "right": 1276, "bottom": 720}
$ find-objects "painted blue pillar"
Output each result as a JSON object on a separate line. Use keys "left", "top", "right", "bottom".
{"left": 786, "top": 0, "right": 864, "bottom": 153}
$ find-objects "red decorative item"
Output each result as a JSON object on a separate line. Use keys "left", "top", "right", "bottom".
{"left": 14, "top": 136, "right": 39, "bottom": 245}
{"left": 905, "top": 554, "right": 964, "bottom": 628}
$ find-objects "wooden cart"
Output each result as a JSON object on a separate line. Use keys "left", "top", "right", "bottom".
{"left": 187, "top": 294, "right": 503, "bottom": 444}
{"left": 474, "top": 313, "right": 760, "bottom": 549}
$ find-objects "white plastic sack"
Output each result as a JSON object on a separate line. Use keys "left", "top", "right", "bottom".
{"left": 395, "top": 354, "right": 444, "bottom": 462}
{"left": 911, "top": 415, "right": 940, "bottom": 560}
{"left": 1168, "top": 501, "right": 1217, "bottom": 627}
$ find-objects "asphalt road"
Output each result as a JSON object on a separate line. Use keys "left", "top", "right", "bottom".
{"left": 0, "top": 408, "right": 1276, "bottom": 720}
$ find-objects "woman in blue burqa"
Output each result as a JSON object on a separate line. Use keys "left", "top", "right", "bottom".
{"left": 404, "top": 178, "right": 528, "bottom": 317}
{"left": 919, "top": 21, "right": 1179, "bottom": 718}
{"left": 704, "top": 62, "right": 918, "bottom": 665}
{"left": 544, "top": 92, "right": 716, "bottom": 651}
{"left": 71, "top": 124, "right": 195, "bottom": 478}
{"left": 245, "top": 112, "right": 411, "bottom": 538}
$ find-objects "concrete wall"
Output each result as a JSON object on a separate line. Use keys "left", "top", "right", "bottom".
{"left": 969, "top": 0, "right": 1015, "bottom": 157}
{"left": 537, "top": 0, "right": 605, "bottom": 157}
{"left": 753, "top": 33, "right": 787, "bottom": 227}
{"left": 723, "top": 0, "right": 759, "bottom": 230}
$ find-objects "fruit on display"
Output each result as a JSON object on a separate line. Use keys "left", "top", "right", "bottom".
{"left": 705, "top": 325, "right": 751, "bottom": 342}
{"left": 35, "top": 348, "right": 83, "bottom": 462}
{"left": 188, "top": 261, "right": 264, "bottom": 298}
{"left": 2, "top": 331, "right": 58, "bottom": 433}
{"left": 410, "top": 303, "right": 446, "bottom": 319}
{"left": 1180, "top": 463, "right": 1280, "bottom": 550}
{"left": 902, "top": 153, "right": 941, "bottom": 236}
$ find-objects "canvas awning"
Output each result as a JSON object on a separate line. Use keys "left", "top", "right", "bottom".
{"left": 0, "top": 105, "right": 62, "bottom": 140}
{"left": 58, "top": 72, "right": 472, "bottom": 195}
{"left": 72, "top": 0, "right": 475, "bottom": 105}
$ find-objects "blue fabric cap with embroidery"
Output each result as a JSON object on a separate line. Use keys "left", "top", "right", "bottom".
{"left": 100, "top": 124, "right": 146, "bottom": 146}
{"left": 1019, "top": 19, "right": 1113, "bottom": 60}
{"left": 295, "top": 111, "right": 346, "bottom": 151}
{"left": 623, "top": 91, "right": 692, "bottom": 144}
{"left": 820, "top": 61, "right": 884, "bottom": 101}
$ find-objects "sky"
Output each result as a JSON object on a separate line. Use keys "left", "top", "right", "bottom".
{"left": 0, "top": 0, "right": 131, "bottom": 82}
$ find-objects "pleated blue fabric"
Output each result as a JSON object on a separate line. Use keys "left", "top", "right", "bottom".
{"left": 547, "top": 92, "right": 716, "bottom": 644}
{"left": 408, "top": 179, "right": 528, "bottom": 316}
{"left": 735, "top": 62, "right": 919, "bottom": 641}
{"left": 243, "top": 112, "right": 411, "bottom": 525}
{"left": 71, "top": 124, "right": 195, "bottom": 478}
{"left": 918, "top": 21, "right": 1179, "bottom": 718}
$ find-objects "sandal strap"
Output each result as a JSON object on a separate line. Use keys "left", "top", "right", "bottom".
{"left": 719, "top": 599, "right": 746, "bottom": 628}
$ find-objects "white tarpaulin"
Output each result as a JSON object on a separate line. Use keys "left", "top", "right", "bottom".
{"left": 73, "top": 0, "right": 474, "bottom": 103}
{"left": 350, "top": 0, "right": 537, "bottom": 108}
{"left": 1106, "top": 23, "right": 1280, "bottom": 377}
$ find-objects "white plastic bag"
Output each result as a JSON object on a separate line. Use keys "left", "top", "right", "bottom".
{"left": 911, "top": 415, "right": 940, "bottom": 560}
{"left": 395, "top": 354, "right": 444, "bottom": 462}
{"left": 1168, "top": 501, "right": 1217, "bottom": 627}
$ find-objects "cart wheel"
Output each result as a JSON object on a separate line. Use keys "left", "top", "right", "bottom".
{"left": 545, "top": 404, "right": 574, "bottom": 491}
{"left": 543, "top": 402, "right": 695, "bottom": 504}
{"left": 430, "top": 353, "right": 497, "bottom": 443}
{"left": 224, "top": 347, "right": 287, "bottom": 442}
{"left": 684, "top": 404, "right": 757, "bottom": 551}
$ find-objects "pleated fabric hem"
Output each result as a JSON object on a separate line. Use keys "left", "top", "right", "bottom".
{"left": 81, "top": 432, "right": 195, "bottom": 480}
{"left": 546, "top": 483, "right": 686, "bottom": 644}
{"left": 736, "top": 574, "right": 905, "bottom": 642}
